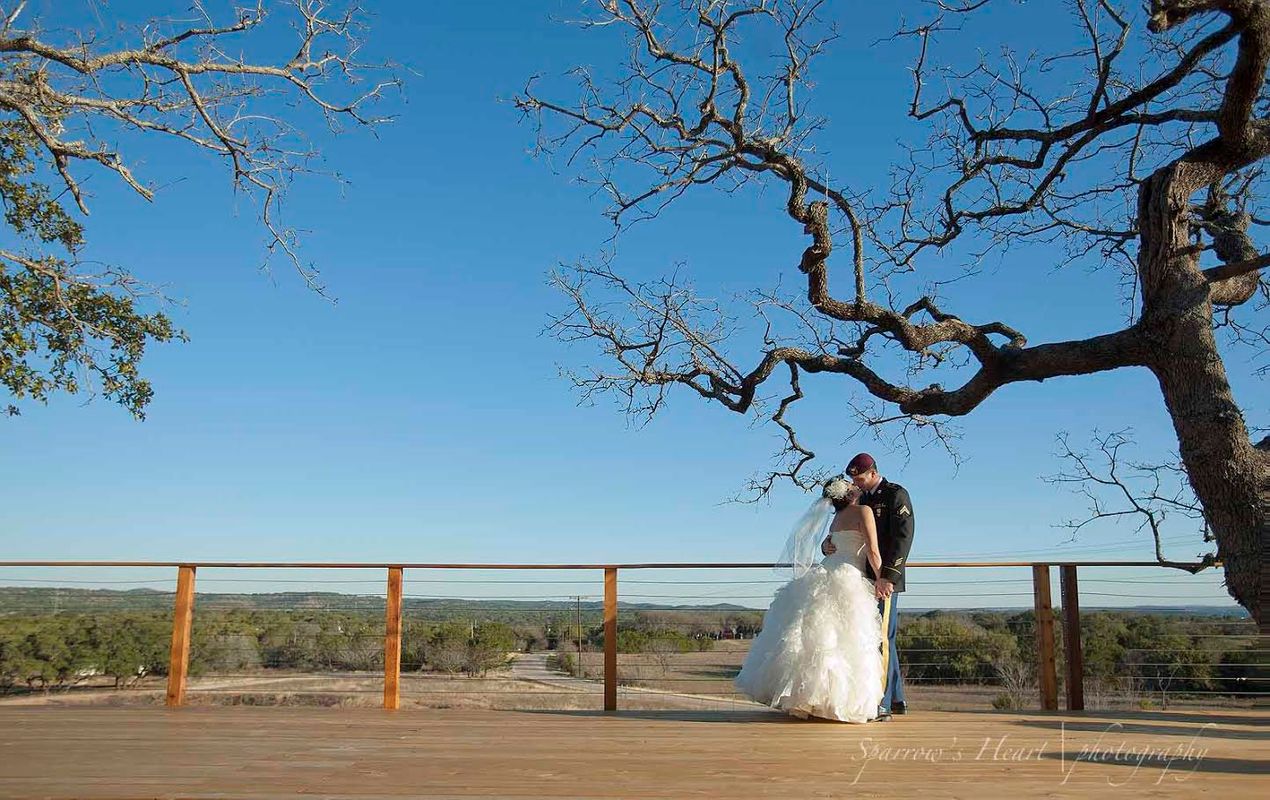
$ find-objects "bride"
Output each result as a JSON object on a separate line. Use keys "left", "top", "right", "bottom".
{"left": 734, "top": 475, "right": 885, "bottom": 722}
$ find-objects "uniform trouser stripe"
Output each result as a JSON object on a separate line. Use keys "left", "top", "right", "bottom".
{"left": 879, "top": 593, "right": 893, "bottom": 693}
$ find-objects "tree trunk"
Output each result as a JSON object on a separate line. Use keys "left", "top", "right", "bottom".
{"left": 1139, "top": 161, "right": 1269, "bottom": 630}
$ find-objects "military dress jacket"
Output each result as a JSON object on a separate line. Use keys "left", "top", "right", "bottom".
{"left": 860, "top": 479, "right": 915, "bottom": 593}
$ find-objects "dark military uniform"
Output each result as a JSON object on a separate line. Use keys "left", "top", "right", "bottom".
{"left": 860, "top": 478, "right": 915, "bottom": 593}
{"left": 860, "top": 477, "right": 914, "bottom": 714}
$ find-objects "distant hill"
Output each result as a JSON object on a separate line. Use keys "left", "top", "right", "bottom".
{"left": 0, "top": 587, "right": 753, "bottom": 615}
{"left": 0, "top": 586, "right": 1248, "bottom": 618}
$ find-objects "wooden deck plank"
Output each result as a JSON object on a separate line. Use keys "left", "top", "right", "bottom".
{"left": 0, "top": 707, "right": 1264, "bottom": 799}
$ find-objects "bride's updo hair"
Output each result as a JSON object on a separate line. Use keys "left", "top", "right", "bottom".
{"left": 822, "top": 476, "right": 859, "bottom": 511}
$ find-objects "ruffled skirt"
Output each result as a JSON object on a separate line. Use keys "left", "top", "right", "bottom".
{"left": 734, "top": 562, "right": 884, "bottom": 722}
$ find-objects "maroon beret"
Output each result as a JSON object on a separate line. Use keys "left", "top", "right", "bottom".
{"left": 845, "top": 453, "right": 877, "bottom": 475}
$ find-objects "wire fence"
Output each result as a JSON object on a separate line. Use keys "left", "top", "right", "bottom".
{"left": 0, "top": 562, "right": 1263, "bottom": 713}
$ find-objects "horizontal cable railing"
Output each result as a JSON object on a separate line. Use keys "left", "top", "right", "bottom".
{"left": 0, "top": 561, "right": 1262, "bottom": 713}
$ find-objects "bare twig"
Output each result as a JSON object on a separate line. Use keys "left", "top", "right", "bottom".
{"left": 1046, "top": 430, "right": 1217, "bottom": 573}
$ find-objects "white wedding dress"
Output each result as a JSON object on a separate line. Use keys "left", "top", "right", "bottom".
{"left": 734, "top": 528, "right": 885, "bottom": 722}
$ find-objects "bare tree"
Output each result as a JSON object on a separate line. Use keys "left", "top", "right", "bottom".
{"left": 0, "top": 1, "right": 397, "bottom": 416}
{"left": 516, "top": 0, "right": 1268, "bottom": 624}
{"left": 990, "top": 652, "right": 1036, "bottom": 711}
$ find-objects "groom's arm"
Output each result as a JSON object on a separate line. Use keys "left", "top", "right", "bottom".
{"left": 881, "top": 486, "right": 915, "bottom": 585}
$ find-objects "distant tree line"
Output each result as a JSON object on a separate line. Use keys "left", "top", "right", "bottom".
{"left": 896, "top": 610, "right": 1264, "bottom": 706}
{"left": 0, "top": 613, "right": 170, "bottom": 691}
{"left": 1, "top": 607, "right": 1260, "bottom": 702}
{"left": 0, "top": 610, "right": 530, "bottom": 692}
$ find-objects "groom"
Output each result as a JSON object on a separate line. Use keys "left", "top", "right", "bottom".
{"left": 822, "top": 453, "right": 913, "bottom": 721}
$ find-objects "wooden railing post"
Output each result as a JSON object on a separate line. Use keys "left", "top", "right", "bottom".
{"left": 165, "top": 565, "right": 196, "bottom": 707}
{"left": 604, "top": 567, "right": 618, "bottom": 712}
{"left": 1061, "top": 564, "right": 1085, "bottom": 711}
{"left": 384, "top": 567, "right": 403, "bottom": 710}
{"left": 1032, "top": 564, "right": 1058, "bottom": 711}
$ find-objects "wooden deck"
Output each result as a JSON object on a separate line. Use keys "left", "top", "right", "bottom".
{"left": 0, "top": 706, "right": 1264, "bottom": 798}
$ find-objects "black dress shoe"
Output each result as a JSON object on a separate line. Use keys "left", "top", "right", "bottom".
{"left": 892, "top": 702, "right": 907, "bottom": 715}
{"left": 872, "top": 709, "right": 892, "bottom": 722}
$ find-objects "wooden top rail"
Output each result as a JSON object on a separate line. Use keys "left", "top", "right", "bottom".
{"left": 0, "top": 560, "right": 1215, "bottom": 569}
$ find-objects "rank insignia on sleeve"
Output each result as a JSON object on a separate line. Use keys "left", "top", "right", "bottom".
{"left": 898, "top": 505, "right": 911, "bottom": 517}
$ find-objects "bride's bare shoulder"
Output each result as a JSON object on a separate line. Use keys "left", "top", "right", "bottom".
{"left": 829, "top": 505, "right": 868, "bottom": 531}
{"left": 828, "top": 507, "right": 868, "bottom": 533}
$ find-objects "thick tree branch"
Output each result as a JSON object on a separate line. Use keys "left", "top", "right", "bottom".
{"left": 1204, "top": 251, "right": 1270, "bottom": 281}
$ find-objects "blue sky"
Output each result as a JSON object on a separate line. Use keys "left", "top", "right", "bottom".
{"left": 0, "top": 1, "right": 1257, "bottom": 610}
